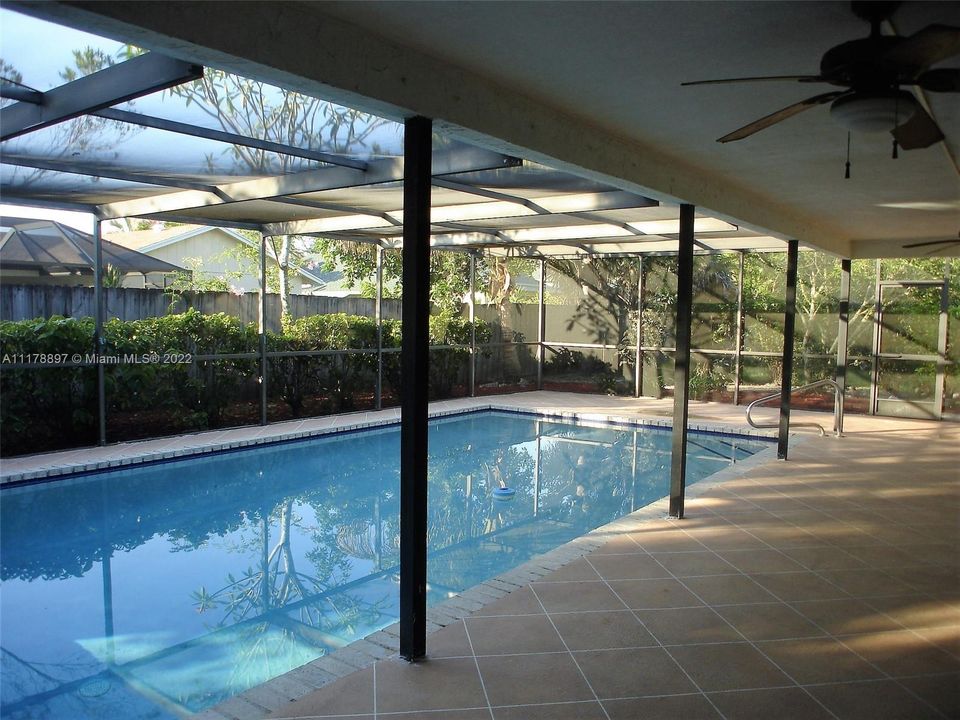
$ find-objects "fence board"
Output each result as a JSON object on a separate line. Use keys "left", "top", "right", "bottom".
{"left": 1, "top": 284, "right": 402, "bottom": 331}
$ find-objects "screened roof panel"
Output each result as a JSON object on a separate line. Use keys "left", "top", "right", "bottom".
{"left": 117, "top": 90, "right": 405, "bottom": 161}
{"left": 0, "top": 10, "right": 127, "bottom": 92}
{"left": 0, "top": 165, "right": 164, "bottom": 205}
{"left": 2, "top": 120, "right": 329, "bottom": 182}
{"left": 0, "top": 9, "right": 787, "bottom": 258}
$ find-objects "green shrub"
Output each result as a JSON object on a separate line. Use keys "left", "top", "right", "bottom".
{"left": 1, "top": 311, "right": 491, "bottom": 455}
{"left": 0, "top": 316, "right": 98, "bottom": 453}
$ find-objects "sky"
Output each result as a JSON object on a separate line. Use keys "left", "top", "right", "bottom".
{"left": 0, "top": 204, "right": 94, "bottom": 232}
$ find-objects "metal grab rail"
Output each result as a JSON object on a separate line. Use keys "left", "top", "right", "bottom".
{"left": 745, "top": 378, "right": 844, "bottom": 437}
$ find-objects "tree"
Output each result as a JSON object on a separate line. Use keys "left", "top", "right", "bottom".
{"left": 159, "top": 64, "right": 396, "bottom": 316}
{"left": 0, "top": 49, "right": 141, "bottom": 195}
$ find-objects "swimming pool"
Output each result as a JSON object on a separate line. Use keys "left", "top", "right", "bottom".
{"left": 0, "top": 410, "right": 770, "bottom": 719}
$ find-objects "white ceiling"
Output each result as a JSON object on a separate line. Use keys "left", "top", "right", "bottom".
{"left": 309, "top": 0, "right": 960, "bottom": 254}
{"left": 8, "top": 0, "right": 960, "bottom": 257}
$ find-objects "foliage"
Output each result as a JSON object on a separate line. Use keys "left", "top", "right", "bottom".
{"left": 101, "top": 264, "right": 126, "bottom": 288}
{"left": 0, "top": 317, "right": 98, "bottom": 451}
{"left": 543, "top": 347, "right": 628, "bottom": 396}
{"left": 688, "top": 363, "right": 730, "bottom": 398}
{"left": 1, "top": 310, "right": 489, "bottom": 455}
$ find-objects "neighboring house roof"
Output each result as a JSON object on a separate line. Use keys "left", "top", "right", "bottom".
{"left": 106, "top": 224, "right": 326, "bottom": 288}
{"left": 0, "top": 217, "right": 184, "bottom": 275}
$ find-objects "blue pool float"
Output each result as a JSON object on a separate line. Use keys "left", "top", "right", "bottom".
{"left": 492, "top": 486, "right": 516, "bottom": 501}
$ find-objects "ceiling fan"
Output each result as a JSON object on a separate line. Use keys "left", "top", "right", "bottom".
{"left": 903, "top": 232, "right": 960, "bottom": 255}
{"left": 682, "top": 1, "right": 960, "bottom": 149}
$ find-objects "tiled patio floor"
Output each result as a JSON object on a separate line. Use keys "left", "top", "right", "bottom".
{"left": 258, "top": 399, "right": 959, "bottom": 720}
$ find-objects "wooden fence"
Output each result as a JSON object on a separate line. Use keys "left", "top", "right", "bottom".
{"left": 0, "top": 284, "right": 402, "bottom": 332}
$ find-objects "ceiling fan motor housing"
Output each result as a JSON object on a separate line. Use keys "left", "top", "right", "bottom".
{"left": 820, "top": 36, "right": 915, "bottom": 88}
{"left": 829, "top": 88, "right": 918, "bottom": 132}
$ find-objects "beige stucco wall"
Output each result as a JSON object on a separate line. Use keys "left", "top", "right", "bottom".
{"left": 136, "top": 230, "right": 309, "bottom": 294}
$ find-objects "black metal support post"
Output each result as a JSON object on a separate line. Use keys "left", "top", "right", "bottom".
{"left": 93, "top": 218, "right": 106, "bottom": 446}
{"left": 778, "top": 240, "right": 799, "bottom": 460}
{"left": 669, "top": 204, "right": 695, "bottom": 519}
{"left": 836, "top": 258, "right": 851, "bottom": 399}
{"left": 399, "top": 116, "right": 432, "bottom": 662}
{"left": 469, "top": 252, "right": 477, "bottom": 397}
{"left": 259, "top": 233, "right": 268, "bottom": 425}
{"left": 733, "top": 251, "right": 745, "bottom": 405}
{"left": 537, "top": 258, "right": 546, "bottom": 390}
{"left": 375, "top": 245, "right": 384, "bottom": 409}
{"left": 634, "top": 256, "right": 644, "bottom": 398}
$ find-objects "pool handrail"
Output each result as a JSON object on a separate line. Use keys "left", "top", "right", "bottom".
{"left": 745, "top": 378, "right": 844, "bottom": 437}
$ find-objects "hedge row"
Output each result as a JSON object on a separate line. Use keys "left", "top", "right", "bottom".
{"left": 0, "top": 310, "right": 490, "bottom": 456}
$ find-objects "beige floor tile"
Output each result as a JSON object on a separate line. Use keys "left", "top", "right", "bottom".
{"left": 683, "top": 574, "right": 780, "bottom": 605}
{"left": 493, "top": 700, "right": 608, "bottom": 719}
{"left": 477, "top": 653, "right": 595, "bottom": 706}
{"left": 683, "top": 528, "right": 770, "bottom": 551}
{"left": 716, "top": 603, "right": 826, "bottom": 641}
{"left": 591, "top": 533, "right": 643, "bottom": 555}
{"left": 270, "top": 666, "right": 373, "bottom": 718}
{"left": 385, "top": 711, "right": 489, "bottom": 720}
{"left": 375, "top": 657, "right": 487, "bottom": 714}
{"left": 865, "top": 596, "right": 960, "bottom": 629}
{"left": 272, "top": 715, "right": 371, "bottom": 720}
{"left": 780, "top": 546, "right": 868, "bottom": 571}
{"left": 817, "top": 568, "right": 918, "bottom": 598}
{"left": 840, "top": 630, "right": 960, "bottom": 677}
{"left": 651, "top": 551, "right": 737, "bottom": 577}
{"left": 587, "top": 553, "right": 672, "bottom": 581}
{"left": 746, "top": 526, "right": 825, "bottom": 549}
{"left": 574, "top": 647, "right": 698, "bottom": 698}
{"left": 465, "top": 614, "right": 566, "bottom": 656}
{"left": 884, "top": 566, "right": 960, "bottom": 596}
{"left": 550, "top": 610, "right": 657, "bottom": 651}
{"left": 428, "top": 621, "right": 473, "bottom": 659}
{"left": 791, "top": 598, "right": 905, "bottom": 635}
{"left": 750, "top": 571, "right": 850, "bottom": 601}
{"left": 912, "top": 625, "right": 960, "bottom": 657}
{"left": 531, "top": 581, "right": 625, "bottom": 613}
{"left": 897, "top": 673, "right": 960, "bottom": 719}
{"left": 842, "top": 545, "right": 924, "bottom": 569}
{"left": 756, "top": 637, "right": 883, "bottom": 683}
{"left": 715, "top": 548, "right": 806, "bottom": 574}
{"left": 539, "top": 558, "right": 600, "bottom": 582}
{"left": 707, "top": 687, "right": 834, "bottom": 720}
{"left": 608, "top": 578, "right": 703, "bottom": 609}
{"left": 809, "top": 679, "right": 945, "bottom": 720}
{"left": 629, "top": 528, "right": 706, "bottom": 552}
{"left": 474, "top": 586, "right": 545, "bottom": 616}
{"left": 667, "top": 642, "right": 792, "bottom": 691}
{"left": 603, "top": 693, "right": 721, "bottom": 719}
{"left": 634, "top": 606, "right": 744, "bottom": 645}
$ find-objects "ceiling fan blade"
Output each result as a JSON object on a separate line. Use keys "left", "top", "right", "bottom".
{"left": 682, "top": 75, "right": 824, "bottom": 87}
{"left": 892, "top": 105, "right": 944, "bottom": 149}
{"left": 917, "top": 68, "right": 960, "bottom": 92}
{"left": 903, "top": 238, "right": 960, "bottom": 249}
{"left": 717, "top": 91, "right": 846, "bottom": 143}
{"left": 884, "top": 24, "right": 960, "bottom": 69}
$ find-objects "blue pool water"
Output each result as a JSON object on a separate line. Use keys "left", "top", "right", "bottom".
{"left": 0, "top": 411, "right": 770, "bottom": 719}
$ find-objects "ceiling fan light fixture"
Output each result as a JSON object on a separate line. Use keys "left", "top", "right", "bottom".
{"left": 829, "top": 90, "right": 918, "bottom": 133}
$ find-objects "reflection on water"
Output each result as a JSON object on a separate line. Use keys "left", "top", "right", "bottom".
{"left": 0, "top": 411, "right": 768, "bottom": 718}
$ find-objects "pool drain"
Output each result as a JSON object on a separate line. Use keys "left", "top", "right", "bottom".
{"left": 78, "top": 679, "right": 111, "bottom": 698}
